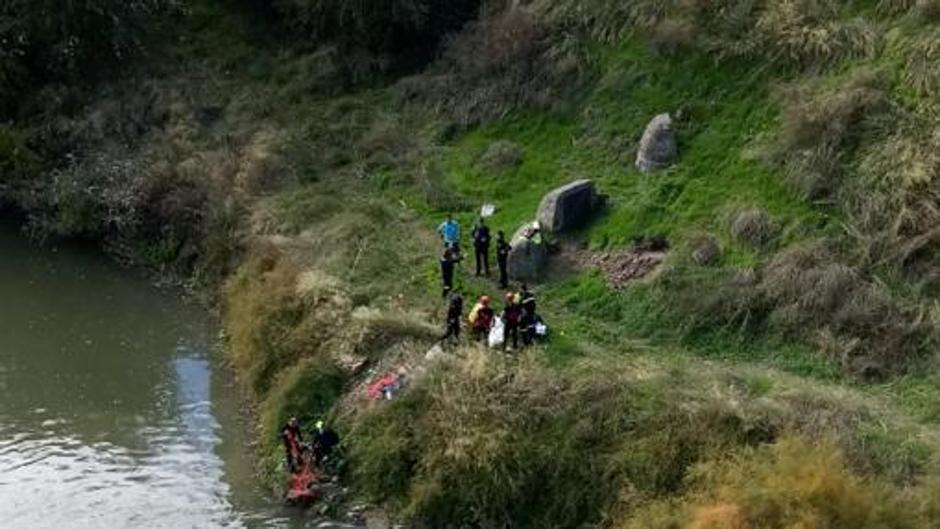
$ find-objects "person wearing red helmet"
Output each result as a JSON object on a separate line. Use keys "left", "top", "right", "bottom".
{"left": 502, "top": 291, "right": 522, "bottom": 350}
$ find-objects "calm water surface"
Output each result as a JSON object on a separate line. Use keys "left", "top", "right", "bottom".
{"left": 0, "top": 224, "right": 308, "bottom": 528}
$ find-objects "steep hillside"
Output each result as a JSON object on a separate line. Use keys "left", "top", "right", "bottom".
{"left": 3, "top": 0, "right": 940, "bottom": 527}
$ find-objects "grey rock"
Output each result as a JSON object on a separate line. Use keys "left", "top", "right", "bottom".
{"left": 508, "top": 222, "right": 548, "bottom": 282}
{"left": 635, "top": 113, "right": 678, "bottom": 172}
{"left": 315, "top": 523, "right": 360, "bottom": 529}
{"left": 536, "top": 179, "right": 600, "bottom": 234}
{"left": 424, "top": 344, "right": 446, "bottom": 362}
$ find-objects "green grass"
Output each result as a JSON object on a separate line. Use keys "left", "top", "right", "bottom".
{"left": 440, "top": 41, "right": 831, "bottom": 251}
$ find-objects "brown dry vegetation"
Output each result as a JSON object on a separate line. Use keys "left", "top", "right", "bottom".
{"left": 344, "top": 349, "right": 940, "bottom": 527}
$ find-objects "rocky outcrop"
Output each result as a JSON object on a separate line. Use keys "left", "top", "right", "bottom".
{"left": 635, "top": 113, "right": 677, "bottom": 172}
{"left": 508, "top": 222, "right": 548, "bottom": 282}
{"left": 536, "top": 179, "right": 601, "bottom": 234}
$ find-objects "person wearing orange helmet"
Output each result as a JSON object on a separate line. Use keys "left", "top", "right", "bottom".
{"left": 468, "top": 295, "right": 495, "bottom": 341}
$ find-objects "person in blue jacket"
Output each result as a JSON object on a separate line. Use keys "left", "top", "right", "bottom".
{"left": 438, "top": 214, "right": 460, "bottom": 254}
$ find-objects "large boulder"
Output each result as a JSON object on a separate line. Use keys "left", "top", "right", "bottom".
{"left": 508, "top": 222, "right": 548, "bottom": 282}
{"left": 635, "top": 113, "right": 677, "bottom": 172}
{"left": 536, "top": 179, "right": 600, "bottom": 234}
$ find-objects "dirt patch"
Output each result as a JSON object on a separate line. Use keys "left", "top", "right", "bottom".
{"left": 575, "top": 237, "right": 669, "bottom": 289}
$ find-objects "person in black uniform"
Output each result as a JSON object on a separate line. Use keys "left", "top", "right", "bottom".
{"left": 472, "top": 218, "right": 492, "bottom": 277}
{"left": 496, "top": 231, "right": 511, "bottom": 289}
{"left": 440, "top": 247, "right": 460, "bottom": 298}
{"left": 441, "top": 294, "right": 463, "bottom": 344}
{"left": 312, "top": 420, "right": 340, "bottom": 466}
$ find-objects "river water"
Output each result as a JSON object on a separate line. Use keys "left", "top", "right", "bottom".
{"left": 0, "top": 224, "right": 308, "bottom": 528}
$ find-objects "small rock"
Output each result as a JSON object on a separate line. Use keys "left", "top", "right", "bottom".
{"left": 425, "top": 344, "right": 446, "bottom": 362}
{"left": 691, "top": 239, "right": 721, "bottom": 265}
{"left": 635, "top": 113, "right": 678, "bottom": 172}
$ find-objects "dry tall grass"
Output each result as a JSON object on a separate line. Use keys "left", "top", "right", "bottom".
{"left": 538, "top": 0, "right": 880, "bottom": 70}
{"left": 396, "top": 8, "right": 582, "bottom": 125}
{"left": 344, "top": 350, "right": 939, "bottom": 528}
{"left": 620, "top": 437, "right": 937, "bottom": 528}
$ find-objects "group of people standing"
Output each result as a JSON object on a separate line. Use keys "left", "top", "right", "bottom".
{"left": 438, "top": 214, "right": 512, "bottom": 298}
{"left": 437, "top": 214, "right": 543, "bottom": 350}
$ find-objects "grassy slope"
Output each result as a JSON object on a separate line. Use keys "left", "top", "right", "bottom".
{"left": 204, "top": 2, "right": 940, "bottom": 524}
{"left": 9, "top": 0, "right": 940, "bottom": 525}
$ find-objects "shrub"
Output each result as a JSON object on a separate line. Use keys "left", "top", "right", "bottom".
{"left": 0, "top": 126, "right": 40, "bottom": 206}
{"left": 730, "top": 208, "right": 778, "bottom": 247}
{"left": 915, "top": 0, "right": 940, "bottom": 20}
{"left": 620, "top": 436, "right": 936, "bottom": 529}
{"left": 754, "top": 0, "right": 879, "bottom": 69}
{"left": 0, "top": 0, "right": 181, "bottom": 110}
{"left": 270, "top": 0, "right": 480, "bottom": 66}
{"left": 539, "top": 0, "right": 879, "bottom": 70}
{"left": 398, "top": 8, "right": 582, "bottom": 125}
{"left": 649, "top": 19, "right": 697, "bottom": 56}
{"left": 903, "top": 30, "right": 940, "bottom": 99}
{"left": 480, "top": 139, "right": 524, "bottom": 170}
{"left": 760, "top": 243, "right": 931, "bottom": 376}
{"left": 345, "top": 351, "right": 780, "bottom": 528}
{"left": 773, "top": 71, "right": 887, "bottom": 199}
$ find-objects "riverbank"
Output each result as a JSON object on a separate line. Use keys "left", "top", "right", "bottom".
{"left": 4, "top": 0, "right": 940, "bottom": 527}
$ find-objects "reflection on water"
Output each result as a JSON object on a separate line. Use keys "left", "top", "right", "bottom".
{"left": 0, "top": 225, "right": 304, "bottom": 529}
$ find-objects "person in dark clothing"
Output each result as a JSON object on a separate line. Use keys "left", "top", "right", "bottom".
{"left": 441, "top": 295, "right": 463, "bottom": 344}
{"left": 281, "top": 417, "right": 304, "bottom": 473}
{"left": 520, "top": 283, "right": 536, "bottom": 315}
{"left": 496, "top": 231, "right": 511, "bottom": 289}
{"left": 312, "top": 420, "right": 340, "bottom": 466}
{"left": 502, "top": 292, "right": 522, "bottom": 350}
{"left": 440, "top": 248, "right": 460, "bottom": 298}
{"left": 472, "top": 218, "right": 492, "bottom": 277}
{"left": 520, "top": 304, "right": 537, "bottom": 346}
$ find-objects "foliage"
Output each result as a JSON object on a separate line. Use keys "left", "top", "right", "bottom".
{"left": 269, "top": 0, "right": 481, "bottom": 69}
{"left": 0, "top": 0, "right": 181, "bottom": 113}
{"left": 0, "top": 126, "right": 40, "bottom": 206}
{"left": 396, "top": 8, "right": 583, "bottom": 125}
{"left": 620, "top": 436, "right": 937, "bottom": 528}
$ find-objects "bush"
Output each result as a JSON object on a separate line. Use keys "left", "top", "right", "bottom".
{"left": 649, "top": 19, "right": 697, "bottom": 56}
{"left": 774, "top": 71, "right": 887, "bottom": 199}
{"left": 903, "top": 30, "right": 940, "bottom": 99}
{"left": 345, "top": 351, "right": 777, "bottom": 528}
{"left": 398, "top": 8, "right": 582, "bottom": 125}
{"left": 0, "top": 126, "right": 40, "bottom": 206}
{"left": 270, "top": 0, "right": 480, "bottom": 67}
{"left": 620, "top": 437, "right": 936, "bottom": 529}
{"left": 730, "top": 208, "right": 778, "bottom": 247}
{"left": 0, "top": 0, "right": 181, "bottom": 112}
{"left": 539, "top": 0, "right": 879, "bottom": 70}
{"left": 480, "top": 139, "right": 524, "bottom": 170}
{"left": 760, "top": 243, "right": 931, "bottom": 376}
{"left": 224, "top": 252, "right": 356, "bottom": 396}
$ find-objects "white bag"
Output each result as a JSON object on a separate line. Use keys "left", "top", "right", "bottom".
{"left": 488, "top": 319, "right": 505, "bottom": 348}
{"left": 535, "top": 322, "right": 548, "bottom": 337}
